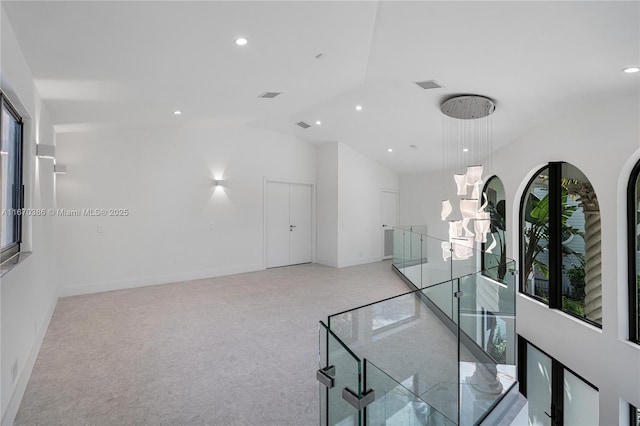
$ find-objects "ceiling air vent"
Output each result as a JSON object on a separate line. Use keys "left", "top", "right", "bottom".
{"left": 295, "top": 121, "right": 311, "bottom": 129}
{"left": 414, "top": 80, "right": 443, "bottom": 90}
{"left": 258, "top": 91, "right": 282, "bottom": 99}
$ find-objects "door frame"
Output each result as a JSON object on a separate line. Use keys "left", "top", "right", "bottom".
{"left": 263, "top": 177, "right": 316, "bottom": 269}
{"left": 381, "top": 188, "right": 399, "bottom": 260}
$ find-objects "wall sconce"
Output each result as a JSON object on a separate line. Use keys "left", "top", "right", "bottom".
{"left": 36, "top": 144, "right": 56, "bottom": 159}
{"left": 54, "top": 165, "right": 67, "bottom": 174}
{"left": 213, "top": 179, "right": 226, "bottom": 187}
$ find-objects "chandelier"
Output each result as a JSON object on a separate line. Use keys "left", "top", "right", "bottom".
{"left": 440, "top": 95, "right": 496, "bottom": 261}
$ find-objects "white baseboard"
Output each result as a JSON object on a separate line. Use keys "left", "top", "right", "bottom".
{"left": 337, "top": 255, "right": 382, "bottom": 268}
{"left": 315, "top": 258, "right": 339, "bottom": 268}
{"left": 57, "top": 263, "right": 264, "bottom": 297}
{"left": 1, "top": 295, "right": 57, "bottom": 426}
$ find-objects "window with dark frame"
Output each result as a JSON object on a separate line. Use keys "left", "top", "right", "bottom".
{"left": 631, "top": 404, "right": 640, "bottom": 426}
{"left": 627, "top": 161, "right": 640, "bottom": 344}
{"left": 1, "top": 93, "right": 24, "bottom": 263}
{"left": 518, "top": 336, "right": 600, "bottom": 425}
{"left": 520, "top": 162, "right": 602, "bottom": 327}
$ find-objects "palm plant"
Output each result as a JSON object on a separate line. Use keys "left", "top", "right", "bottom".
{"left": 523, "top": 188, "right": 583, "bottom": 289}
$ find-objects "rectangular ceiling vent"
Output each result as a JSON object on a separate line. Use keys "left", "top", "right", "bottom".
{"left": 295, "top": 121, "right": 311, "bottom": 129}
{"left": 415, "top": 80, "right": 443, "bottom": 90}
{"left": 258, "top": 91, "right": 282, "bottom": 99}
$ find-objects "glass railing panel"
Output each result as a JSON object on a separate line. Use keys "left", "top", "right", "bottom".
{"left": 319, "top": 322, "right": 328, "bottom": 426}
{"left": 449, "top": 240, "right": 479, "bottom": 284}
{"left": 457, "top": 263, "right": 517, "bottom": 425}
{"left": 411, "top": 224, "right": 428, "bottom": 235}
{"left": 393, "top": 228, "right": 407, "bottom": 273}
{"left": 325, "top": 226, "right": 519, "bottom": 425}
{"left": 422, "top": 278, "right": 456, "bottom": 322}
{"left": 400, "top": 231, "right": 424, "bottom": 287}
{"left": 394, "top": 227, "right": 453, "bottom": 289}
{"left": 420, "top": 236, "right": 452, "bottom": 289}
{"left": 329, "top": 282, "right": 460, "bottom": 423}
{"left": 365, "top": 360, "right": 456, "bottom": 426}
{"left": 411, "top": 231, "right": 424, "bottom": 267}
{"left": 403, "top": 229, "right": 412, "bottom": 271}
{"left": 481, "top": 251, "right": 506, "bottom": 281}
{"left": 320, "top": 321, "right": 362, "bottom": 426}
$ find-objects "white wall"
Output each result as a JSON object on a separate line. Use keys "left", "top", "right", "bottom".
{"left": 398, "top": 94, "right": 640, "bottom": 424}
{"left": 0, "top": 9, "right": 58, "bottom": 425}
{"left": 336, "top": 142, "right": 399, "bottom": 267}
{"left": 316, "top": 143, "right": 339, "bottom": 267}
{"left": 399, "top": 170, "right": 445, "bottom": 240}
{"left": 316, "top": 142, "right": 399, "bottom": 268}
{"left": 55, "top": 125, "right": 317, "bottom": 296}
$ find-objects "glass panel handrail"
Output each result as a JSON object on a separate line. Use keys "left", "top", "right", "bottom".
{"left": 394, "top": 225, "right": 430, "bottom": 236}
{"left": 328, "top": 278, "right": 458, "bottom": 328}
{"left": 320, "top": 320, "right": 362, "bottom": 362}
{"left": 319, "top": 321, "right": 363, "bottom": 426}
{"left": 365, "top": 359, "right": 457, "bottom": 426}
{"left": 322, "top": 227, "right": 518, "bottom": 425}
{"left": 327, "top": 280, "right": 461, "bottom": 422}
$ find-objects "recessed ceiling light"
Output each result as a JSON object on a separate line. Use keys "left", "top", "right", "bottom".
{"left": 463, "top": 148, "right": 469, "bottom": 152}
{"left": 173, "top": 110, "right": 182, "bottom": 115}
{"left": 623, "top": 66, "right": 640, "bottom": 73}
{"left": 235, "top": 37, "right": 248, "bottom": 46}
{"left": 387, "top": 148, "right": 393, "bottom": 153}
{"left": 355, "top": 105, "right": 362, "bottom": 111}
{"left": 315, "top": 120, "right": 322, "bottom": 125}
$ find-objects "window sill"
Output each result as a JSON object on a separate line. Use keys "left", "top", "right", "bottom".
{"left": 0, "top": 251, "right": 32, "bottom": 278}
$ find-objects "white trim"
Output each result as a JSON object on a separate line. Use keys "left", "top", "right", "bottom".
{"left": 1, "top": 295, "right": 57, "bottom": 426}
{"left": 338, "top": 255, "right": 382, "bottom": 268}
{"left": 263, "top": 177, "right": 317, "bottom": 269}
{"left": 316, "top": 258, "right": 339, "bottom": 268}
{"left": 57, "top": 263, "right": 263, "bottom": 297}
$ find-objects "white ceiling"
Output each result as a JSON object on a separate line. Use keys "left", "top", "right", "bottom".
{"left": 3, "top": 1, "right": 639, "bottom": 173}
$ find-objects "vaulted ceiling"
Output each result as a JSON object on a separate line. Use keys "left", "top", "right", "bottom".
{"left": 3, "top": 1, "right": 639, "bottom": 173}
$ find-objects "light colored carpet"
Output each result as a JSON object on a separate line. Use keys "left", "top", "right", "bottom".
{"left": 15, "top": 261, "right": 410, "bottom": 426}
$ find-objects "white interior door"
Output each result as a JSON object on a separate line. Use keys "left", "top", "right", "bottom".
{"left": 381, "top": 190, "right": 398, "bottom": 259}
{"left": 266, "top": 181, "right": 312, "bottom": 268}
{"left": 289, "top": 183, "right": 312, "bottom": 265}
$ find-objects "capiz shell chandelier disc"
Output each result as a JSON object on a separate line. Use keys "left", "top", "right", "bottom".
{"left": 440, "top": 95, "right": 495, "bottom": 120}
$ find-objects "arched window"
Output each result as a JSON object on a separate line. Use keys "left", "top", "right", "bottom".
{"left": 627, "top": 161, "right": 640, "bottom": 344}
{"left": 482, "top": 176, "right": 506, "bottom": 280}
{"left": 521, "top": 162, "right": 602, "bottom": 326}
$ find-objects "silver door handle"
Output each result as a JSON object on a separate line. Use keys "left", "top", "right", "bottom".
{"left": 290, "top": 225, "right": 296, "bottom": 228}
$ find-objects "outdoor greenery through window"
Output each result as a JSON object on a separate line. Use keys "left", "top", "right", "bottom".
{"left": 1, "top": 94, "right": 23, "bottom": 263}
{"left": 628, "top": 161, "right": 640, "bottom": 344}
{"left": 482, "top": 176, "right": 506, "bottom": 281}
{"left": 521, "top": 162, "right": 602, "bottom": 326}
{"left": 522, "top": 168, "right": 549, "bottom": 301}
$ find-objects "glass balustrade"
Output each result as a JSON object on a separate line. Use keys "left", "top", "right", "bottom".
{"left": 319, "top": 226, "right": 517, "bottom": 425}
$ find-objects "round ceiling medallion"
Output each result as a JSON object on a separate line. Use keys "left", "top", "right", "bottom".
{"left": 440, "top": 95, "right": 496, "bottom": 120}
